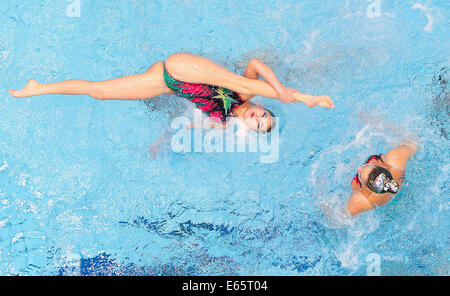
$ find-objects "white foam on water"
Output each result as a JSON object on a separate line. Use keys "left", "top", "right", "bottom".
{"left": 337, "top": 239, "right": 361, "bottom": 267}
{"left": 11, "top": 232, "right": 24, "bottom": 243}
{"left": 309, "top": 112, "right": 426, "bottom": 271}
{"left": 342, "top": 124, "right": 371, "bottom": 151}
{"left": 302, "top": 30, "right": 320, "bottom": 54}
{"left": 412, "top": 3, "right": 434, "bottom": 32}
{"left": 0, "top": 161, "right": 7, "bottom": 171}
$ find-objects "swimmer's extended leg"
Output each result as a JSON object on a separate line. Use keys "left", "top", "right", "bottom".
{"left": 9, "top": 61, "right": 172, "bottom": 100}
{"left": 10, "top": 79, "right": 104, "bottom": 99}
{"left": 165, "top": 52, "right": 274, "bottom": 97}
{"left": 165, "top": 52, "right": 334, "bottom": 108}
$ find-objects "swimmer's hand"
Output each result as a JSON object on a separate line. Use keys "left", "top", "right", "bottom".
{"left": 276, "top": 87, "right": 299, "bottom": 104}
{"left": 293, "top": 92, "right": 335, "bottom": 109}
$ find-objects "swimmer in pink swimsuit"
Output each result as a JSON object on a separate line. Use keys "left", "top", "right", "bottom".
{"left": 9, "top": 52, "right": 335, "bottom": 132}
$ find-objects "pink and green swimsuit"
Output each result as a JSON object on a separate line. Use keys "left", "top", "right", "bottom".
{"left": 163, "top": 63, "right": 244, "bottom": 123}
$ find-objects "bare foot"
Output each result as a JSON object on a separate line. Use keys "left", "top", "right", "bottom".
{"left": 9, "top": 79, "right": 41, "bottom": 98}
{"left": 305, "top": 95, "right": 335, "bottom": 109}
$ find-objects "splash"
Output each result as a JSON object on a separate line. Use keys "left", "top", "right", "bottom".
{"left": 412, "top": 3, "right": 434, "bottom": 32}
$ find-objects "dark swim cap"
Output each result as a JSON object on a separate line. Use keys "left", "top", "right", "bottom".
{"left": 366, "top": 166, "right": 399, "bottom": 194}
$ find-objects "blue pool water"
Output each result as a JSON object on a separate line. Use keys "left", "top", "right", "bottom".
{"left": 0, "top": 0, "right": 448, "bottom": 275}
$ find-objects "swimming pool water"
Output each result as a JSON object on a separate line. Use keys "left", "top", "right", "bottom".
{"left": 0, "top": 0, "right": 448, "bottom": 275}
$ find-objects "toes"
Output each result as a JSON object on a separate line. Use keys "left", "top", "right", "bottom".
{"left": 9, "top": 89, "right": 26, "bottom": 98}
{"left": 321, "top": 99, "right": 335, "bottom": 109}
{"left": 325, "top": 97, "right": 335, "bottom": 108}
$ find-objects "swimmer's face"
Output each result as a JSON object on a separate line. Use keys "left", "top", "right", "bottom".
{"left": 243, "top": 104, "right": 273, "bottom": 132}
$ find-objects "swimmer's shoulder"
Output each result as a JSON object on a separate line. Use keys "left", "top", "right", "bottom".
{"left": 347, "top": 190, "right": 374, "bottom": 216}
{"left": 383, "top": 142, "right": 418, "bottom": 171}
